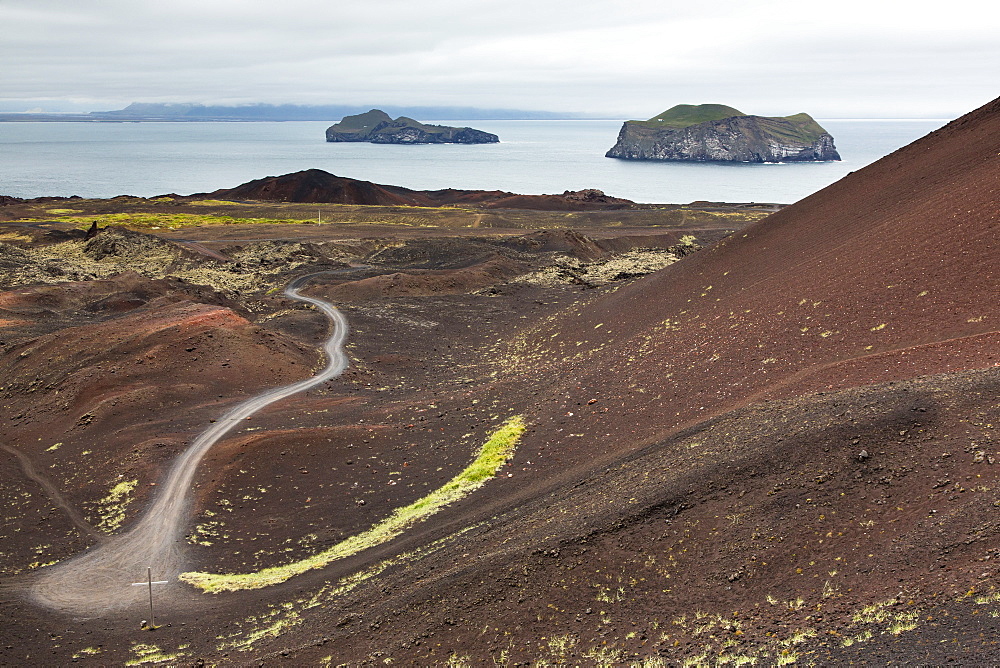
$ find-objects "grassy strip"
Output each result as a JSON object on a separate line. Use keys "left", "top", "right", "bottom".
{"left": 180, "top": 415, "right": 525, "bottom": 593}
{"left": 185, "top": 199, "right": 242, "bottom": 206}
{"left": 16, "top": 207, "right": 476, "bottom": 229}
{"left": 69, "top": 213, "right": 304, "bottom": 229}
{"left": 12, "top": 212, "right": 305, "bottom": 229}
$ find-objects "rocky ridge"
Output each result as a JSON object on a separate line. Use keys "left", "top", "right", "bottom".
{"left": 607, "top": 103, "right": 841, "bottom": 162}
{"left": 325, "top": 109, "right": 499, "bottom": 145}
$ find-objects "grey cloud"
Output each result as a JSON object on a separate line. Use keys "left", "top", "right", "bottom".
{"left": 1, "top": 0, "right": 997, "bottom": 117}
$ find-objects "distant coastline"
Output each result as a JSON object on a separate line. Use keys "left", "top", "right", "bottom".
{"left": 0, "top": 102, "right": 587, "bottom": 123}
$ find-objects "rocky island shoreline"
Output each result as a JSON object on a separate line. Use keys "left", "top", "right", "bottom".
{"left": 325, "top": 109, "right": 499, "bottom": 145}
{"left": 607, "top": 103, "right": 841, "bottom": 163}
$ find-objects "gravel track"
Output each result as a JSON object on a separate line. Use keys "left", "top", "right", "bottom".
{"left": 30, "top": 272, "right": 349, "bottom": 616}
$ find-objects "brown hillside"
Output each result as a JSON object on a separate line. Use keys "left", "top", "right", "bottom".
{"left": 270, "top": 97, "right": 1000, "bottom": 664}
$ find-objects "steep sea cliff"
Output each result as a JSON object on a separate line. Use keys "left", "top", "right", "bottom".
{"left": 607, "top": 104, "right": 840, "bottom": 163}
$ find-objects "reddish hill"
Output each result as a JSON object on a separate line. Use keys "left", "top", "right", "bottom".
{"left": 203, "top": 168, "right": 441, "bottom": 206}
{"left": 202, "top": 168, "right": 635, "bottom": 209}
{"left": 303, "top": 96, "right": 1000, "bottom": 663}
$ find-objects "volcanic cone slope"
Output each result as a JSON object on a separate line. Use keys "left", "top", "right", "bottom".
{"left": 517, "top": 96, "right": 999, "bottom": 462}
{"left": 298, "top": 97, "right": 998, "bottom": 663}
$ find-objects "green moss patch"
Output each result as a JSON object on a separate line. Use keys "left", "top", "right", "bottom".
{"left": 181, "top": 416, "right": 525, "bottom": 593}
{"left": 73, "top": 213, "right": 303, "bottom": 230}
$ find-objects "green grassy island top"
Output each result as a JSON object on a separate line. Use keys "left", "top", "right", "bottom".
{"left": 328, "top": 109, "right": 394, "bottom": 133}
{"left": 628, "top": 104, "right": 829, "bottom": 142}
{"left": 330, "top": 109, "right": 450, "bottom": 136}
{"left": 636, "top": 104, "right": 746, "bottom": 129}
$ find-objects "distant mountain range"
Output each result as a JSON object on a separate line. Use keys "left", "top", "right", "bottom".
{"left": 0, "top": 102, "right": 584, "bottom": 122}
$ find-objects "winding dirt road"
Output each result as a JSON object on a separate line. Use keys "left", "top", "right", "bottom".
{"left": 31, "top": 273, "right": 349, "bottom": 616}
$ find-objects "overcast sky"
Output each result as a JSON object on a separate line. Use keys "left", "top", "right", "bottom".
{"left": 1, "top": 0, "right": 996, "bottom": 118}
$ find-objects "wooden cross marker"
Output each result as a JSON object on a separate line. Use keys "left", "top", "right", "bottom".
{"left": 130, "top": 567, "right": 168, "bottom": 629}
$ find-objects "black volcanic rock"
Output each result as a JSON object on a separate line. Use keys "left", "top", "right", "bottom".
{"left": 326, "top": 109, "right": 499, "bottom": 145}
{"left": 607, "top": 104, "right": 840, "bottom": 163}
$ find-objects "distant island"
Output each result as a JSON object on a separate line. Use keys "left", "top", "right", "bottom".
{"left": 606, "top": 104, "right": 841, "bottom": 162}
{"left": 325, "top": 109, "right": 499, "bottom": 145}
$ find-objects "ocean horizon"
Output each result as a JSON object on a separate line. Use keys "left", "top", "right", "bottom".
{"left": 0, "top": 118, "right": 948, "bottom": 204}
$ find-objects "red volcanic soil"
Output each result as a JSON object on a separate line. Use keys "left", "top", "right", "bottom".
{"left": 202, "top": 168, "right": 636, "bottom": 210}
{"left": 0, "top": 97, "right": 998, "bottom": 665}
{"left": 0, "top": 277, "right": 319, "bottom": 554}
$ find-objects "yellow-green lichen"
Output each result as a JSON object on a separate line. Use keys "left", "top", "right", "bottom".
{"left": 181, "top": 416, "right": 525, "bottom": 592}
{"left": 124, "top": 642, "right": 188, "bottom": 666}
{"left": 93, "top": 479, "right": 138, "bottom": 533}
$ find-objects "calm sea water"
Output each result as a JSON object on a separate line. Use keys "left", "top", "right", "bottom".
{"left": 0, "top": 119, "right": 947, "bottom": 204}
